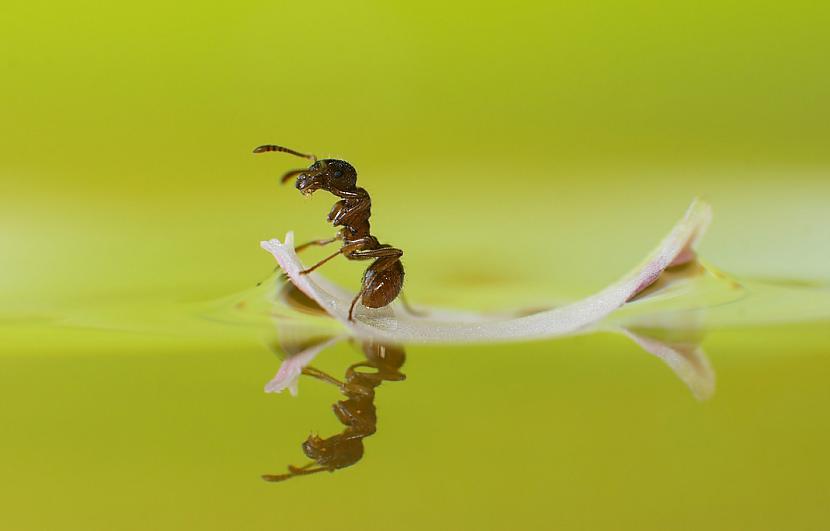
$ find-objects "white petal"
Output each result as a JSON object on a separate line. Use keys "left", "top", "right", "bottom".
{"left": 261, "top": 199, "right": 712, "bottom": 344}
{"left": 619, "top": 328, "right": 715, "bottom": 401}
{"left": 264, "top": 336, "right": 342, "bottom": 395}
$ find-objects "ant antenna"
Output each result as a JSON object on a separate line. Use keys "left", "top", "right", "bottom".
{"left": 261, "top": 464, "right": 328, "bottom": 482}
{"left": 253, "top": 144, "right": 318, "bottom": 162}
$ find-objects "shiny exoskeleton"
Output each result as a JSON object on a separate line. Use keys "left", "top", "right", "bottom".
{"left": 254, "top": 144, "right": 405, "bottom": 320}
{"left": 262, "top": 340, "right": 406, "bottom": 482}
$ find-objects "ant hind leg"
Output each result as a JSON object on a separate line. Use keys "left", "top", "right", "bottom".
{"left": 348, "top": 286, "right": 367, "bottom": 321}
{"left": 399, "top": 292, "right": 427, "bottom": 317}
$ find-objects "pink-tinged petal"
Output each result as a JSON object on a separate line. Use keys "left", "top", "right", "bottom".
{"left": 260, "top": 199, "right": 712, "bottom": 344}
{"left": 264, "top": 336, "right": 342, "bottom": 396}
{"left": 620, "top": 328, "right": 715, "bottom": 401}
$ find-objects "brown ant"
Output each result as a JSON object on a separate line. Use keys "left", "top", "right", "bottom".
{"left": 254, "top": 144, "right": 407, "bottom": 321}
{"left": 262, "top": 340, "right": 406, "bottom": 482}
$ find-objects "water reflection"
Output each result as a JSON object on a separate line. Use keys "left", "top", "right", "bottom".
{"left": 261, "top": 283, "right": 407, "bottom": 481}
{"left": 618, "top": 327, "right": 713, "bottom": 401}
{"left": 263, "top": 339, "right": 406, "bottom": 482}
{"left": 258, "top": 275, "right": 716, "bottom": 481}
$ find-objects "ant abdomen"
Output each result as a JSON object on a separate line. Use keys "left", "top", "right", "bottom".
{"left": 361, "top": 260, "right": 405, "bottom": 309}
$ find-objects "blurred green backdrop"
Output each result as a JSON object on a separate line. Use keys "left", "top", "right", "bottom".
{"left": 1, "top": 2, "right": 830, "bottom": 530}
{"left": 2, "top": 0, "right": 828, "bottom": 312}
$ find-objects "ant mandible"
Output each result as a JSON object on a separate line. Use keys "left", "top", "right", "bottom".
{"left": 254, "top": 144, "right": 406, "bottom": 321}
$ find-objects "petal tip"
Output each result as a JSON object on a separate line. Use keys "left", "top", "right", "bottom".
{"left": 260, "top": 240, "right": 280, "bottom": 252}
{"left": 260, "top": 232, "right": 296, "bottom": 253}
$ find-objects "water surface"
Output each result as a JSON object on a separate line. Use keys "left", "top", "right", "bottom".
{"left": 3, "top": 272, "right": 828, "bottom": 530}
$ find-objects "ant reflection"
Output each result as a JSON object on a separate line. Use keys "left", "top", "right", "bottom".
{"left": 263, "top": 283, "right": 406, "bottom": 482}
{"left": 263, "top": 340, "right": 405, "bottom": 482}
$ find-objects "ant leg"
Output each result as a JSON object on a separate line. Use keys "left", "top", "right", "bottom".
{"left": 329, "top": 196, "right": 371, "bottom": 226}
{"left": 399, "top": 292, "right": 427, "bottom": 317}
{"left": 347, "top": 247, "right": 403, "bottom": 262}
{"left": 295, "top": 236, "right": 339, "bottom": 253}
{"left": 301, "top": 366, "right": 346, "bottom": 388}
{"left": 258, "top": 234, "right": 339, "bottom": 285}
{"left": 299, "top": 248, "right": 344, "bottom": 275}
{"left": 349, "top": 286, "right": 367, "bottom": 321}
{"left": 298, "top": 238, "right": 375, "bottom": 276}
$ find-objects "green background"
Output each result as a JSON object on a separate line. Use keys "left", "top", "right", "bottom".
{"left": 1, "top": 1, "right": 829, "bottom": 530}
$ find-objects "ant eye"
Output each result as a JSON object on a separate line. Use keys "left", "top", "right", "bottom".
{"left": 334, "top": 171, "right": 343, "bottom": 178}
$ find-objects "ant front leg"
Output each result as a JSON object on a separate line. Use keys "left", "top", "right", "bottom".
{"left": 260, "top": 236, "right": 339, "bottom": 286}
{"left": 301, "top": 366, "right": 346, "bottom": 389}
{"left": 295, "top": 235, "right": 340, "bottom": 253}
{"left": 258, "top": 242, "right": 339, "bottom": 285}
{"left": 299, "top": 238, "right": 375, "bottom": 276}
{"left": 299, "top": 248, "right": 344, "bottom": 275}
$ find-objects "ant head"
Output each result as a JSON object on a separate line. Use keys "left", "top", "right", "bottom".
{"left": 253, "top": 145, "right": 357, "bottom": 194}
{"left": 295, "top": 159, "right": 357, "bottom": 196}
{"left": 302, "top": 433, "right": 364, "bottom": 469}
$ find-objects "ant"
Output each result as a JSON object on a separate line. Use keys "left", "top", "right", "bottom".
{"left": 262, "top": 340, "right": 406, "bottom": 482}
{"left": 254, "top": 144, "right": 406, "bottom": 321}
